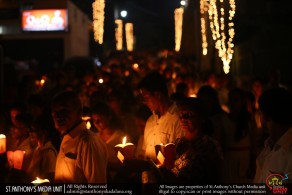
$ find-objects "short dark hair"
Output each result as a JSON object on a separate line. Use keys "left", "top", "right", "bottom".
{"left": 51, "top": 90, "right": 83, "bottom": 115}
{"left": 15, "top": 113, "right": 33, "bottom": 128}
{"left": 259, "top": 87, "right": 292, "bottom": 124}
{"left": 138, "top": 71, "right": 168, "bottom": 96}
{"left": 91, "top": 101, "right": 123, "bottom": 130}
{"left": 176, "top": 97, "right": 207, "bottom": 119}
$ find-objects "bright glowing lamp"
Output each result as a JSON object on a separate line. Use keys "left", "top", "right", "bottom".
{"left": 174, "top": 7, "right": 184, "bottom": 52}
{"left": 92, "top": 0, "right": 105, "bottom": 44}
{"left": 120, "top": 10, "right": 127, "bottom": 18}
{"left": 115, "top": 19, "right": 123, "bottom": 50}
{"left": 125, "top": 23, "right": 134, "bottom": 52}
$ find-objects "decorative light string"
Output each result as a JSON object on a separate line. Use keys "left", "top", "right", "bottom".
{"left": 125, "top": 23, "right": 134, "bottom": 52}
{"left": 92, "top": 0, "right": 105, "bottom": 44}
{"left": 205, "top": 0, "right": 236, "bottom": 74}
{"left": 174, "top": 7, "right": 184, "bottom": 52}
{"left": 200, "top": 0, "right": 208, "bottom": 55}
{"left": 115, "top": 19, "right": 123, "bottom": 50}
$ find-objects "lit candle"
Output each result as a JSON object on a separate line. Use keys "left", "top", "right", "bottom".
{"left": 31, "top": 177, "right": 50, "bottom": 184}
{"left": 157, "top": 151, "right": 165, "bottom": 165}
{"left": 7, "top": 150, "right": 25, "bottom": 170}
{"left": 86, "top": 121, "right": 91, "bottom": 130}
{"left": 114, "top": 136, "right": 135, "bottom": 163}
{"left": 155, "top": 143, "right": 175, "bottom": 169}
{"left": 82, "top": 116, "right": 91, "bottom": 121}
{"left": 0, "top": 134, "right": 6, "bottom": 154}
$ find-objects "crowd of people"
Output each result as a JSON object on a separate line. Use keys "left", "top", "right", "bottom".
{"left": 0, "top": 50, "right": 291, "bottom": 188}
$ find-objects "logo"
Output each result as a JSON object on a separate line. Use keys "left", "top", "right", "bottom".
{"left": 266, "top": 173, "right": 289, "bottom": 194}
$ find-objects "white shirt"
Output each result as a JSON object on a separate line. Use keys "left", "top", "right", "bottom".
{"left": 55, "top": 122, "right": 108, "bottom": 183}
{"left": 143, "top": 103, "right": 184, "bottom": 160}
{"left": 254, "top": 127, "right": 292, "bottom": 183}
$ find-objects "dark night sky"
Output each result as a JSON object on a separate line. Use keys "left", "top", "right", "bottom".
{"left": 71, "top": 0, "right": 181, "bottom": 51}
{"left": 1, "top": 0, "right": 291, "bottom": 83}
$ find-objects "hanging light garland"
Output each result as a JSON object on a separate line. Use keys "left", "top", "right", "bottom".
{"left": 200, "top": 0, "right": 209, "bottom": 55}
{"left": 174, "top": 7, "right": 184, "bottom": 52}
{"left": 115, "top": 19, "right": 123, "bottom": 50}
{"left": 125, "top": 23, "right": 134, "bottom": 52}
{"left": 202, "top": 0, "right": 236, "bottom": 74}
{"left": 92, "top": 0, "right": 105, "bottom": 44}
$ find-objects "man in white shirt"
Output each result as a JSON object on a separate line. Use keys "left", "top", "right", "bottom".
{"left": 138, "top": 71, "right": 184, "bottom": 161}
{"left": 52, "top": 91, "right": 108, "bottom": 183}
{"left": 254, "top": 87, "right": 292, "bottom": 184}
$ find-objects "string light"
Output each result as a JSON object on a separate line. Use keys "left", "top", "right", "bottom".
{"left": 207, "top": 0, "right": 236, "bottom": 74}
{"left": 174, "top": 7, "right": 184, "bottom": 52}
{"left": 92, "top": 0, "right": 105, "bottom": 44}
{"left": 115, "top": 19, "right": 123, "bottom": 50}
{"left": 125, "top": 23, "right": 134, "bottom": 52}
{"left": 200, "top": 0, "right": 209, "bottom": 55}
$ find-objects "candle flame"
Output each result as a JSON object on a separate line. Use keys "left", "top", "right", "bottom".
{"left": 82, "top": 116, "right": 91, "bottom": 121}
{"left": 0, "top": 134, "right": 6, "bottom": 139}
{"left": 122, "top": 136, "right": 127, "bottom": 145}
{"left": 86, "top": 121, "right": 91, "bottom": 130}
{"left": 31, "top": 177, "right": 50, "bottom": 184}
{"left": 35, "top": 177, "right": 41, "bottom": 182}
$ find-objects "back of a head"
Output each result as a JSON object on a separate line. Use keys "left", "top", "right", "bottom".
{"left": 177, "top": 97, "right": 207, "bottom": 120}
{"left": 228, "top": 88, "right": 247, "bottom": 110}
{"left": 15, "top": 113, "right": 33, "bottom": 128}
{"left": 176, "top": 82, "right": 189, "bottom": 95}
{"left": 91, "top": 101, "right": 112, "bottom": 118}
{"left": 197, "top": 85, "right": 219, "bottom": 103}
{"left": 197, "top": 85, "right": 222, "bottom": 113}
{"left": 138, "top": 71, "right": 168, "bottom": 96}
{"left": 259, "top": 87, "right": 292, "bottom": 125}
{"left": 51, "top": 90, "right": 82, "bottom": 115}
{"left": 91, "top": 101, "right": 123, "bottom": 130}
{"left": 32, "top": 115, "right": 54, "bottom": 134}
{"left": 27, "top": 94, "right": 44, "bottom": 108}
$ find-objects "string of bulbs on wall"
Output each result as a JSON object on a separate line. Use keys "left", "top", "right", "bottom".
{"left": 92, "top": 0, "right": 236, "bottom": 74}
{"left": 200, "top": 0, "right": 236, "bottom": 74}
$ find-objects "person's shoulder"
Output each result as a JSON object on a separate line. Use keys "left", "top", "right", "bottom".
{"left": 78, "top": 129, "right": 107, "bottom": 150}
{"left": 278, "top": 127, "right": 292, "bottom": 152}
{"left": 167, "top": 102, "right": 179, "bottom": 115}
{"left": 17, "top": 137, "right": 34, "bottom": 151}
{"left": 79, "top": 129, "right": 97, "bottom": 142}
{"left": 164, "top": 104, "right": 181, "bottom": 123}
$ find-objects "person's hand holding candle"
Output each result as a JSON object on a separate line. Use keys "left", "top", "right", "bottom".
{"left": 115, "top": 136, "right": 135, "bottom": 163}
